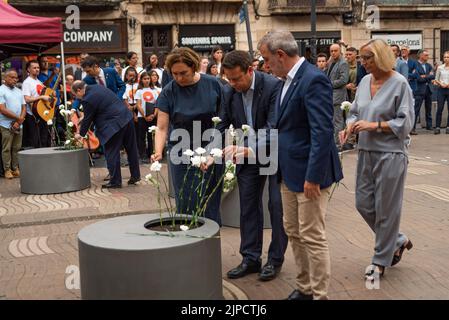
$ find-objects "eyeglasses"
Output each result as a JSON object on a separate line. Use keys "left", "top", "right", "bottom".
{"left": 360, "top": 54, "right": 374, "bottom": 61}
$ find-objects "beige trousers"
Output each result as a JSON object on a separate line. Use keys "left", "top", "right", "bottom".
{"left": 281, "top": 183, "right": 331, "bottom": 300}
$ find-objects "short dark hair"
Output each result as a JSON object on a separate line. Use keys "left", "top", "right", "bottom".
{"left": 26, "top": 60, "right": 39, "bottom": 70}
{"left": 317, "top": 53, "right": 327, "bottom": 60}
{"left": 126, "top": 51, "right": 137, "bottom": 61}
{"left": 206, "top": 61, "right": 218, "bottom": 75}
{"left": 390, "top": 44, "right": 400, "bottom": 51}
{"left": 346, "top": 47, "right": 358, "bottom": 54}
{"left": 81, "top": 56, "right": 99, "bottom": 69}
{"left": 165, "top": 47, "right": 200, "bottom": 72}
{"left": 222, "top": 50, "right": 252, "bottom": 72}
{"left": 71, "top": 80, "right": 86, "bottom": 93}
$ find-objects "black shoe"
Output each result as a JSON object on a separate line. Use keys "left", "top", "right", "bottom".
{"left": 101, "top": 182, "right": 122, "bottom": 189}
{"left": 434, "top": 128, "right": 441, "bottom": 135}
{"left": 410, "top": 130, "right": 418, "bottom": 135}
{"left": 286, "top": 289, "right": 313, "bottom": 301}
{"left": 227, "top": 261, "right": 261, "bottom": 279}
{"left": 103, "top": 174, "right": 111, "bottom": 181}
{"left": 258, "top": 262, "right": 282, "bottom": 281}
{"left": 128, "top": 177, "right": 141, "bottom": 185}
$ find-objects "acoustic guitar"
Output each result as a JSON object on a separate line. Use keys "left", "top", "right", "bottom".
{"left": 71, "top": 112, "right": 100, "bottom": 151}
{"left": 32, "top": 71, "right": 62, "bottom": 122}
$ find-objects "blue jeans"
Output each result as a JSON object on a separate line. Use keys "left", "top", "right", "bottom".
{"left": 436, "top": 88, "right": 449, "bottom": 128}
{"left": 170, "top": 155, "right": 223, "bottom": 226}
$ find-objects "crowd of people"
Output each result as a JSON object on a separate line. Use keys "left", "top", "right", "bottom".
{"left": 1, "top": 29, "right": 447, "bottom": 299}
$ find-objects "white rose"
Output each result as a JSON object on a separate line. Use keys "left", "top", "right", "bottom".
{"left": 47, "top": 119, "right": 53, "bottom": 126}
{"left": 67, "top": 122, "right": 74, "bottom": 128}
{"left": 340, "top": 101, "right": 352, "bottom": 111}
{"left": 180, "top": 225, "right": 189, "bottom": 231}
{"left": 150, "top": 161, "right": 162, "bottom": 172}
{"left": 65, "top": 139, "right": 71, "bottom": 145}
{"left": 43, "top": 110, "right": 50, "bottom": 115}
{"left": 59, "top": 104, "right": 65, "bottom": 110}
{"left": 210, "top": 148, "right": 223, "bottom": 158}
{"left": 148, "top": 125, "right": 158, "bottom": 133}
{"left": 183, "top": 149, "right": 195, "bottom": 157}
{"left": 195, "top": 147, "right": 206, "bottom": 155}
{"left": 212, "top": 116, "right": 222, "bottom": 124}
{"left": 241, "top": 124, "right": 251, "bottom": 132}
{"left": 190, "top": 156, "right": 202, "bottom": 167}
{"left": 225, "top": 172, "right": 235, "bottom": 181}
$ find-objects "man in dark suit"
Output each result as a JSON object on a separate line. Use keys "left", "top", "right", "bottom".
{"left": 72, "top": 81, "right": 140, "bottom": 188}
{"left": 258, "top": 31, "right": 343, "bottom": 300}
{"left": 412, "top": 49, "right": 435, "bottom": 133}
{"left": 217, "top": 50, "right": 288, "bottom": 281}
{"left": 74, "top": 53, "right": 89, "bottom": 81}
{"left": 81, "top": 56, "right": 126, "bottom": 98}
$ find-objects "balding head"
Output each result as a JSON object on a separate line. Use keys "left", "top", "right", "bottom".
{"left": 4, "top": 69, "right": 18, "bottom": 88}
{"left": 71, "top": 80, "right": 87, "bottom": 99}
{"left": 330, "top": 44, "right": 342, "bottom": 60}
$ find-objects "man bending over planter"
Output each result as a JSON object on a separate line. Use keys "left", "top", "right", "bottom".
{"left": 72, "top": 80, "right": 141, "bottom": 188}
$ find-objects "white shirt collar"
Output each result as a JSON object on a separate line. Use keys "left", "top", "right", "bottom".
{"left": 286, "top": 57, "right": 305, "bottom": 81}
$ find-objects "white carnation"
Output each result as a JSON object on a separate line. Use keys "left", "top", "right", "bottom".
{"left": 67, "top": 122, "right": 74, "bottom": 128}
{"left": 150, "top": 161, "right": 162, "bottom": 172}
{"left": 148, "top": 125, "right": 158, "bottom": 133}
{"left": 191, "top": 156, "right": 202, "bottom": 167}
{"left": 183, "top": 149, "right": 195, "bottom": 157}
{"left": 65, "top": 139, "right": 71, "bottom": 145}
{"left": 212, "top": 116, "right": 222, "bottom": 124}
{"left": 225, "top": 172, "right": 235, "bottom": 181}
{"left": 180, "top": 225, "right": 189, "bottom": 231}
{"left": 210, "top": 148, "right": 223, "bottom": 158}
{"left": 195, "top": 147, "right": 206, "bottom": 155}
{"left": 241, "top": 124, "right": 251, "bottom": 132}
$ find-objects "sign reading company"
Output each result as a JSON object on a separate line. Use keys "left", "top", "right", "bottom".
{"left": 63, "top": 23, "right": 123, "bottom": 50}
{"left": 179, "top": 24, "right": 235, "bottom": 52}
{"left": 372, "top": 33, "right": 422, "bottom": 50}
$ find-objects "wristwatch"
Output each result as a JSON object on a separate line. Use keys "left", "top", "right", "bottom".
{"left": 376, "top": 121, "right": 382, "bottom": 133}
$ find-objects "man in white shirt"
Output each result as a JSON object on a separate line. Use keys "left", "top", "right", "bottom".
{"left": 22, "top": 60, "right": 51, "bottom": 148}
{"left": 258, "top": 31, "right": 343, "bottom": 300}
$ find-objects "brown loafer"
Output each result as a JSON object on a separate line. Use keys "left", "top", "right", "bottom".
{"left": 391, "top": 239, "right": 413, "bottom": 266}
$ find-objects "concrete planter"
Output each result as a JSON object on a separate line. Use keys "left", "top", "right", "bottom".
{"left": 18, "top": 147, "right": 90, "bottom": 194}
{"left": 221, "top": 183, "right": 272, "bottom": 229}
{"left": 78, "top": 213, "right": 223, "bottom": 300}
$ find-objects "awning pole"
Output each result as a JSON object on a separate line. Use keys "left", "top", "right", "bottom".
{"left": 60, "top": 42, "right": 67, "bottom": 108}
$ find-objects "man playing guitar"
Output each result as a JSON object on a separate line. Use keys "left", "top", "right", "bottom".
{"left": 22, "top": 60, "right": 51, "bottom": 148}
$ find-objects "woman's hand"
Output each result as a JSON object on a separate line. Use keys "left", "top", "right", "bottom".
{"left": 151, "top": 152, "right": 162, "bottom": 162}
{"left": 352, "top": 120, "right": 377, "bottom": 134}
{"left": 200, "top": 156, "right": 215, "bottom": 173}
{"left": 339, "top": 129, "right": 349, "bottom": 145}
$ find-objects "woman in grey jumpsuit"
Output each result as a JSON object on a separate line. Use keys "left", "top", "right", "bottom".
{"left": 339, "top": 39, "right": 415, "bottom": 279}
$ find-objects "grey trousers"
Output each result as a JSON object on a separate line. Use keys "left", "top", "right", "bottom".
{"left": 333, "top": 105, "right": 345, "bottom": 148}
{"left": 355, "top": 150, "right": 408, "bottom": 267}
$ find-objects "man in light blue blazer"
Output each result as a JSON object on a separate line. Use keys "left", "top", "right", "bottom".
{"left": 258, "top": 31, "right": 343, "bottom": 300}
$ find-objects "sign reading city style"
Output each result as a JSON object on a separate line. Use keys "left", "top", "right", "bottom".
{"left": 372, "top": 33, "right": 423, "bottom": 50}
{"left": 63, "top": 23, "right": 123, "bottom": 49}
{"left": 179, "top": 24, "right": 235, "bottom": 52}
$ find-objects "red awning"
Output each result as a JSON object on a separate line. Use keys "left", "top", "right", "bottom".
{"left": 0, "top": 1, "right": 62, "bottom": 57}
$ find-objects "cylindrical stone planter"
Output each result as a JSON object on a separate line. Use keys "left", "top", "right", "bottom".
{"left": 78, "top": 213, "right": 223, "bottom": 300}
{"left": 221, "top": 183, "right": 272, "bottom": 229}
{"left": 18, "top": 147, "right": 90, "bottom": 194}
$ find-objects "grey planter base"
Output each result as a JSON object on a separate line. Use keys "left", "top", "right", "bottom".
{"left": 221, "top": 183, "right": 272, "bottom": 229}
{"left": 78, "top": 213, "right": 223, "bottom": 300}
{"left": 18, "top": 147, "right": 91, "bottom": 194}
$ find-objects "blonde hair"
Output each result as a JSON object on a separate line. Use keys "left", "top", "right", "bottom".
{"left": 361, "top": 39, "right": 396, "bottom": 72}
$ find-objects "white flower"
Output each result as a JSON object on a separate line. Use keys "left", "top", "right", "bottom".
{"left": 180, "top": 225, "right": 189, "bottom": 231}
{"left": 210, "top": 148, "right": 223, "bottom": 158}
{"left": 183, "top": 149, "right": 195, "bottom": 157}
{"left": 195, "top": 147, "right": 206, "bottom": 155}
{"left": 242, "top": 124, "right": 251, "bottom": 132}
{"left": 79, "top": 104, "right": 83, "bottom": 111}
{"left": 148, "top": 125, "right": 158, "bottom": 133}
{"left": 67, "top": 122, "right": 74, "bottom": 128}
{"left": 59, "top": 104, "right": 65, "bottom": 110}
{"left": 229, "top": 124, "right": 236, "bottom": 137}
{"left": 223, "top": 187, "right": 230, "bottom": 193}
{"left": 65, "top": 139, "right": 71, "bottom": 145}
{"left": 66, "top": 101, "right": 72, "bottom": 106}
{"left": 84, "top": 135, "right": 88, "bottom": 139}
{"left": 150, "top": 161, "right": 162, "bottom": 172}
{"left": 340, "top": 101, "right": 352, "bottom": 111}
{"left": 212, "top": 117, "right": 222, "bottom": 124}
{"left": 226, "top": 160, "right": 234, "bottom": 167}
{"left": 47, "top": 119, "right": 53, "bottom": 126}
{"left": 190, "top": 156, "right": 202, "bottom": 167}
{"left": 145, "top": 173, "right": 158, "bottom": 186}
{"left": 200, "top": 156, "right": 207, "bottom": 164}
{"left": 60, "top": 109, "right": 66, "bottom": 116}
{"left": 145, "top": 173, "right": 152, "bottom": 181}
{"left": 43, "top": 110, "right": 50, "bottom": 115}
{"left": 225, "top": 172, "right": 235, "bottom": 181}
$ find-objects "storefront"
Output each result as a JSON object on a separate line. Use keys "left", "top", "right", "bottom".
{"left": 292, "top": 31, "right": 341, "bottom": 60}
{"left": 178, "top": 24, "right": 236, "bottom": 57}
{"left": 371, "top": 32, "right": 423, "bottom": 58}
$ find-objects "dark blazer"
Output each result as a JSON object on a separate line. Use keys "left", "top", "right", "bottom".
{"left": 218, "top": 71, "right": 281, "bottom": 165}
{"left": 405, "top": 59, "right": 419, "bottom": 93}
{"left": 356, "top": 62, "right": 368, "bottom": 86}
{"left": 83, "top": 67, "right": 126, "bottom": 98}
{"left": 74, "top": 67, "right": 83, "bottom": 81}
{"left": 79, "top": 85, "right": 133, "bottom": 145}
{"left": 276, "top": 60, "right": 343, "bottom": 192}
{"left": 414, "top": 61, "right": 435, "bottom": 96}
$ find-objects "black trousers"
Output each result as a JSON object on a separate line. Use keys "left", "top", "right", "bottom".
{"left": 414, "top": 87, "right": 433, "bottom": 129}
{"left": 104, "top": 120, "right": 141, "bottom": 186}
{"left": 23, "top": 114, "right": 51, "bottom": 148}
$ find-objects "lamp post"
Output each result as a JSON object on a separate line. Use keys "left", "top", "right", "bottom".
{"left": 243, "top": 0, "right": 254, "bottom": 58}
{"left": 310, "top": 0, "right": 317, "bottom": 64}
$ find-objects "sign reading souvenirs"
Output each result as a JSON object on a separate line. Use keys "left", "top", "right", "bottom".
{"left": 179, "top": 24, "right": 235, "bottom": 52}
{"left": 372, "top": 33, "right": 423, "bottom": 50}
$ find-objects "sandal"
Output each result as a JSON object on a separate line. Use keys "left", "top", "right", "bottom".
{"left": 365, "top": 264, "right": 385, "bottom": 281}
{"left": 391, "top": 239, "right": 413, "bottom": 266}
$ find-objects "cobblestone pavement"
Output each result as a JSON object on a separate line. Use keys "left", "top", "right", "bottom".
{"left": 1, "top": 130, "right": 449, "bottom": 300}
